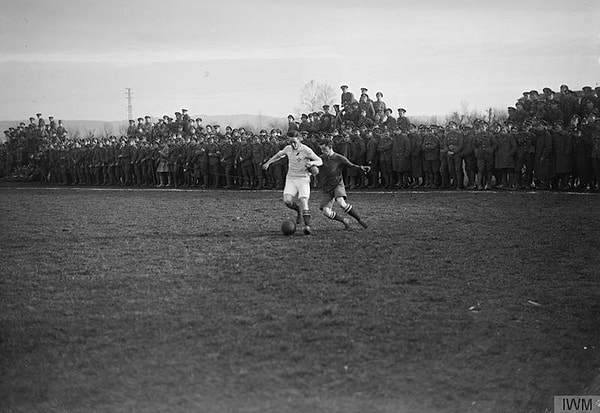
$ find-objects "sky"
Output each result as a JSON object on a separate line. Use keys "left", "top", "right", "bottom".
{"left": 1, "top": 0, "right": 599, "bottom": 121}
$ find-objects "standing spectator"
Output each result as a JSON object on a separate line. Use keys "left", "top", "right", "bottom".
{"left": 533, "top": 120, "right": 554, "bottom": 189}
{"left": 409, "top": 124, "right": 423, "bottom": 188}
{"left": 445, "top": 121, "right": 465, "bottom": 189}
{"left": 573, "top": 115, "right": 593, "bottom": 190}
{"left": 421, "top": 125, "right": 441, "bottom": 189}
{"left": 473, "top": 121, "right": 496, "bottom": 190}
{"left": 493, "top": 124, "right": 517, "bottom": 189}
{"left": 372, "top": 92, "right": 386, "bottom": 122}
{"left": 552, "top": 121, "right": 573, "bottom": 189}
{"left": 391, "top": 127, "right": 411, "bottom": 188}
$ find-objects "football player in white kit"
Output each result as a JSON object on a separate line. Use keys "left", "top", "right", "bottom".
{"left": 262, "top": 131, "right": 323, "bottom": 235}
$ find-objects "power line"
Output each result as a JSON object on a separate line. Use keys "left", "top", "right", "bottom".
{"left": 125, "top": 88, "right": 133, "bottom": 120}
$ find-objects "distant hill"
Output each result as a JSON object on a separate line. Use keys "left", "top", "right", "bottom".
{"left": 1, "top": 114, "right": 287, "bottom": 142}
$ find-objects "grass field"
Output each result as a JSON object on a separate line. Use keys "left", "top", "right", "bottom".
{"left": 1, "top": 186, "right": 599, "bottom": 413}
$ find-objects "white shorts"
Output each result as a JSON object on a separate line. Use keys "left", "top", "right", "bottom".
{"left": 284, "top": 176, "right": 311, "bottom": 199}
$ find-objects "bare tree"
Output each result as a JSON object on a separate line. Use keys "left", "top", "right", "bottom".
{"left": 100, "top": 123, "right": 114, "bottom": 139}
{"left": 299, "top": 80, "right": 336, "bottom": 114}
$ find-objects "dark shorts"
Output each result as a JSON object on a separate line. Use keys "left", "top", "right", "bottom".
{"left": 320, "top": 183, "right": 346, "bottom": 208}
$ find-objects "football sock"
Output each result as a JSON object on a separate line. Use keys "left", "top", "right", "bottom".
{"left": 325, "top": 210, "right": 345, "bottom": 223}
{"left": 325, "top": 211, "right": 344, "bottom": 222}
{"left": 302, "top": 209, "right": 311, "bottom": 226}
{"left": 344, "top": 204, "right": 361, "bottom": 221}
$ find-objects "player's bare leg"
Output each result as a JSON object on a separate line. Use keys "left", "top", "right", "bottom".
{"left": 336, "top": 197, "right": 367, "bottom": 229}
{"left": 283, "top": 193, "right": 302, "bottom": 224}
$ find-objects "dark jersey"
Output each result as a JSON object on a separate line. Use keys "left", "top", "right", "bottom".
{"left": 320, "top": 151, "right": 356, "bottom": 192}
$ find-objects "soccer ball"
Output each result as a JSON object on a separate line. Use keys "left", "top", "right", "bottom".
{"left": 281, "top": 219, "right": 296, "bottom": 236}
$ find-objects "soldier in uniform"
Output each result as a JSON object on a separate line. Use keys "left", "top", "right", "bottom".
{"left": 573, "top": 115, "right": 593, "bottom": 190}
{"left": 514, "top": 120, "right": 536, "bottom": 189}
{"left": 287, "top": 115, "right": 299, "bottom": 134}
{"left": 207, "top": 134, "right": 222, "bottom": 188}
{"left": 382, "top": 108, "right": 396, "bottom": 130}
{"left": 473, "top": 121, "right": 496, "bottom": 190}
{"left": 366, "top": 129, "right": 380, "bottom": 188}
{"left": 236, "top": 134, "right": 253, "bottom": 189}
{"left": 493, "top": 123, "right": 517, "bottom": 189}
{"left": 396, "top": 109, "right": 410, "bottom": 131}
{"left": 552, "top": 121, "right": 573, "bottom": 190}
{"left": 377, "top": 131, "right": 393, "bottom": 189}
{"left": 533, "top": 120, "right": 554, "bottom": 189}
{"left": 408, "top": 124, "right": 423, "bottom": 188}
{"left": 372, "top": 92, "right": 386, "bottom": 123}
{"left": 358, "top": 94, "right": 376, "bottom": 121}
{"left": 391, "top": 127, "right": 411, "bottom": 188}
{"left": 583, "top": 115, "right": 600, "bottom": 191}
{"left": 320, "top": 105, "right": 335, "bottom": 133}
{"left": 558, "top": 84, "right": 579, "bottom": 126}
{"left": 220, "top": 134, "right": 237, "bottom": 189}
{"left": 299, "top": 114, "right": 311, "bottom": 133}
{"left": 251, "top": 133, "right": 266, "bottom": 189}
{"left": 437, "top": 126, "right": 451, "bottom": 188}
{"left": 126, "top": 119, "right": 136, "bottom": 138}
{"left": 421, "top": 125, "right": 441, "bottom": 189}
{"left": 340, "top": 85, "right": 356, "bottom": 110}
{"left": 445, "top": 121, "right": 465, "bottom": 189}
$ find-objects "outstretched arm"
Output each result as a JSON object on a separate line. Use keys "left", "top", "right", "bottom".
{"left": 262, "top": 150, "right": 286, "bottom": 170}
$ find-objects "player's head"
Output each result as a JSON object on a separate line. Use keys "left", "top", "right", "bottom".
{"left": 287, "top": 131, "right": 301, "bottom": 149}
{"left": 318, "top": 138, "right": 334, "bottom": 155}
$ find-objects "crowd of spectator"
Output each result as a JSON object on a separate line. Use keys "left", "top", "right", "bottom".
{"left": 1, "top": 84, "right": 600, "bottom": 192}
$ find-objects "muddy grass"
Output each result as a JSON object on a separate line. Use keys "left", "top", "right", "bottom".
{"left": 1, "top": 187, "right": 599, "bottom": 413}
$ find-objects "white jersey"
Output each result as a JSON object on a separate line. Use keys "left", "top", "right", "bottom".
{"left": 280, "top": 144, "right": 320, "bottom": 179}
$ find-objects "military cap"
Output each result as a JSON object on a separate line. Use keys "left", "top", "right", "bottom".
{"left": 522, "top": 91, "right": 530, "bottom": 96}
{"left": 529, "top": 90, "right": 539, "bottom": 95}
{"left": 213, "top": 124, "right": 220, "bottom": 128}
{"left": 360, "top": 87, "right": 368, "bottom": 92}
{"left": 162, "top": 115, "right": 169, "bottom": 119}
{"left": 542, "top": 87, "right": 553, "bottom": 94}
{"left": 376, "top": 92, "right": 383, "bottom": 98}
{"left": 36, "top": 113, "right": 42, "bottom": 116}
{"left": 340, "top": 84, "right": 348, "bottom": 89}
{"left": 19, "top": 122, "right": 26, "bottom": 126}
{"left": 195, "top": 117, "right": 202, "bottom": 122}
{"left": 398, "top": 108, "right": 406, "bottom": 113}
{"left": 145, "top": 115, "right": 151, "bottom": 119}
{"left": 508, "top": 106, "right": 516, "bottom": 111}
{"left": 301, "top": 113, "right": 308, "bottom": 119}
{"left": 260, "top": 129, "right": 267, "bottom": 134}
{"left": 29, "top": 117, "right": 35, "bottom": 121}
{"left": 175, "top": 111, "right": 182, "bottom": 115}
{"left": 129, "top": 119, "right": 135, "bottom": 123}
{"left": 385, "top": 108, "right": 392, "bottom": 113}
{"left": 288, "top": 114, "right": 295, "bottom": 120}
{"left": 137, "top": 117, "right": 144, "bottom": 121}
{"left": 48, "top": 116, "right": 54, "bottom": 119}
{"left": 182, "top": 108, "right": 188, "bottom": 112}
{"left": 322, "top": 105, "right": 330, "bottom": 109}
{"left": 582, "top": 86, "right": 593, "bottom": 91}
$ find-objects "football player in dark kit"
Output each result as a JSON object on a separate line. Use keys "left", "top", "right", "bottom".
{"left": 317, "top": 138, "right": 371, "bottom": 230}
